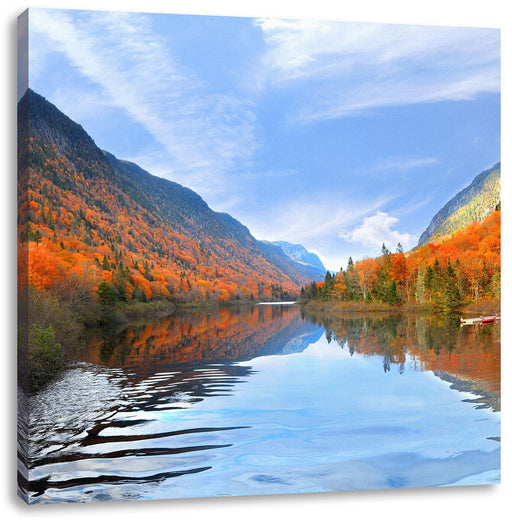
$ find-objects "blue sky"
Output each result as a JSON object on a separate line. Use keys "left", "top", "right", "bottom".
{"left": 24, "top": 8, "right": 500, "bottom": 270}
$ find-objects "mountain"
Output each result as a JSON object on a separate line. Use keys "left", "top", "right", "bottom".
{"left": 269, "top": 241, "right": 326, "bottom": 279}
{"left": 418, "top": 162, "right": 500, "bottom": 245}
{"left": 17, "top": 89, "right": 323, "bottom": 305}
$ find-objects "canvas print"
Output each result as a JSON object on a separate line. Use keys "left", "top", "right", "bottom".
{"left": 17, "top": 8, "right": 501, "bottom": 504}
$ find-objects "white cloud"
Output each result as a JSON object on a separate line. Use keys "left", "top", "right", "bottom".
{"left": 254, "top": 19, "right": 500, "bottom": 123}
{"left": 244, "top": 192, "right": 393, "bottom": 245}
{"left": 29, "top": 9, "right": 258, "bottom": 194}
{"left": 361, "top": 156, "right": 439, "bottom": 175}
{"left": 342, "top": 211, "right": 413, "bottom": 251}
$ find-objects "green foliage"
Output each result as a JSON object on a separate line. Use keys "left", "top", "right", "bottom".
{"left": 419, "top": 163, "right": 500, "bottom": 245}
{"left": 491, "top": 271, "right": 501, "bottom": 300}
{"left": 19, "top": 221, "right": 41, "bottom": 243}
{"left": 18, "top": 286, "right": 84, "bottom": 392}
{"left": 97, "top": 280, "right": 117, "bottom": 321}
{"left": 385, "top": 279, "right": 401, "bottom": 306}
{"left": 415, "top": 267, "right": 427, "bottom": 304}
{"left": 299, "top": 281, "right": 319, "bottom": 301}
{"left": 440, "top": 261, "right": 462, "bottom": 312}
{"left": 321, "top": 271, "right": 334, "bottom": 299}
{"left": 27, "top": 325, "right": 66, "bottom": 392}
{"left": 344, "top": 259, "right": 362, "bottom": 301}
{"left": 112, "top": 265, "right": 134, "bottom": 302}
{"left": 101, "top": 255, "right": 110, "bottom": 271}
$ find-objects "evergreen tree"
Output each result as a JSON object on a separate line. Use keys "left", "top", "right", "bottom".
{"left": 385, "top": 279, "right": 401, "bottom": 306}
{"left": 374, "top": 246, "right": 392, "bottom": 301}
{"left": 428, "top": 259, "right": 443, "bottom": 307}
{"left": 491, "top": 271, "right": 501, "bottom": 299}
{"left": 322, "top": 271, "right": 334, "bottom": 299}
{"left": 374, "top": 265, "right": 389, "bottom": 302}
{"left": 101, "top": 254, "right": 110, "bottom": 271}
{"left": 441, "top": 260, "right": 462, "bottom": 312}
{"left": 425, "top": 265, "right": 434, "bottom": 290}
{"left": 454, "top": 258, "right": 464, "bottom": 297}
{"left": 344, "top": 257, "right": 361, "bottom": 301}
{"left": 97, "top": 280, "right": 117, "bottom": 321}
{"left": 113, "top": 265, "right": 133, "bottom": 301}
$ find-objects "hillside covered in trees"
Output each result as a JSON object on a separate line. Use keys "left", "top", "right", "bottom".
{"left": 16, "top": 89, "right": 331, "bottom": 390}
{"left": 18, "top": 89, "right": 324, "bottom": 314}
{"left": 418, "top": 162, "right": 500, "bottom": 245}
{"left": 301, "top": 209, "right": 500, "bottom": 312}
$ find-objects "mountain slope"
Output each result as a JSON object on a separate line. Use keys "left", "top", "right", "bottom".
{"left": 269, "top": 241, "right": 326, "bottom": 279}
{"left": 418, "top": 162, "right": 500, "bottom": 245}
{"left": 18, "top": 89, "right": 323, "bottom": 304}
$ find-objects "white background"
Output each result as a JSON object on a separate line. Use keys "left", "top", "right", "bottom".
{"left": 1, "top": 1, "right": 510, "bottom": 521}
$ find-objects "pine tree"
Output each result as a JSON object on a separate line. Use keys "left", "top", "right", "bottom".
{"left": 321, "top": 271, "right": 334, "bottom": 299}
{"left": 97, "top": 280, "right": 117, "bottom": 321}
{"left": 441, "top": 260, "right": 462, "bottom": 312}
{"left": 101, "top": 254, "right": 110, "bottom": 271}
{"left": 428, "top": 259, "right": 443, "bottom": 307}
{"left": 491, "top": 271, "right": 501, "bottom": 299}
{"left": 344, "top": 259, "right": 361, "bottom": 301}
{"left": 385, "top": 279, "right": 401, "bottom": 306}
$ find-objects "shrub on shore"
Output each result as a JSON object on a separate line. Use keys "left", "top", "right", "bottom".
{"left": 18, "top": 286, "right": 85, "bottom": 392}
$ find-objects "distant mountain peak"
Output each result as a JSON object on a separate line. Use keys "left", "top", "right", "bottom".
{"left": 270, "top": 241, "right": 326, "bottom": 276}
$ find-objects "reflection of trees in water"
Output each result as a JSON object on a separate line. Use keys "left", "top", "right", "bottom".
{"left": 84, "top": 305, "right": 322, "bottom": 376}
{"left": 319, "top": 314, "right": 407, "bottom": 373}
{"left": 304, "top": 310, "right": 500, "bottom": 409}
{"left": 98, "top": 324, "right": 135, "bottom": 366}
{"left": 21, "top": 305, "right": 325, "bottom": 500}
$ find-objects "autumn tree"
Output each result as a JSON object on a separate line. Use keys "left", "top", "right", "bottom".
{"left": 415, "top": 266, "right": 427, "bottom": 304}
{"left": 331, "top": 271, "right": 347, "bottom": 300}
{"left": 355, "top": 258, "right": 380, "bottom": 301}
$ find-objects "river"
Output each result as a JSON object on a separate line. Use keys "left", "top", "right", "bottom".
{"left": 18, "top": 303, "right": 501, "bottom": 503}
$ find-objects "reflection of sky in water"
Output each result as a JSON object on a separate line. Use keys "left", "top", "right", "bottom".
{"left": 26, "top": 322, "right": 500, "bottom": 503}
{"left": 146, "top": 334, "right": 500, "bottom": 498}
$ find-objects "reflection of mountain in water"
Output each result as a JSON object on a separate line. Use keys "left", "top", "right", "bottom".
{"left": 21, "top": 305, "right": 322, "bottom": 502}
{"left": 305, "top": 311, "right": 500, "bottom": 411}
{"left": 83, "top": 304, "right": 323, "bottom": 375}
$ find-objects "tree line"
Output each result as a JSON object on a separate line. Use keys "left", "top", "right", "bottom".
{"left": 300, "top": 210, "right": 500, "bottom": 313}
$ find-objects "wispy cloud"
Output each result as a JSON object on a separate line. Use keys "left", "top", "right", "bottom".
{"left": 253, "top": 19, "right": 500, "bottom": 123}
{"left": 360, "top": 156, "right": 439, "bottom": 175}
{"left": 247, "top": 192, "right": 393, "bottom": 244}
{"left": 342, "top": 211, "right": 413, "bottom": 251}
{"left": 29, "top": 9, "right": 258, "bottom": 193}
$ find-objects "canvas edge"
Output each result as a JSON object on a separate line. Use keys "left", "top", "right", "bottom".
{"left": 17, "top": 8, "right": 31, "bottom": 505}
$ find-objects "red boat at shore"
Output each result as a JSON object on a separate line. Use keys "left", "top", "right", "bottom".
{"left": 460, "top": 315, "right": 500, "bottom": 325}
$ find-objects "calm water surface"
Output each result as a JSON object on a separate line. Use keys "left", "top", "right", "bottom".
{"left": 18, "top": 304, "right": 500, "bottom": 503}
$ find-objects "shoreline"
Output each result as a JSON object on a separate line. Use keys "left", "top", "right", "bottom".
{"left": 105, "top": 298, "right": 275, "bottom": 325}
{"left": 106, "top": 297, "right": 501, "bottom": 324}
{"left": 299, "top": 299, "right": 501, "bottom": 317}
